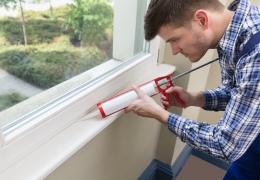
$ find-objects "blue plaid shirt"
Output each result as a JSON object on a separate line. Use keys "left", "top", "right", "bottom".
{"left": 168, "top": 0, "right": 260, "bottom": 162}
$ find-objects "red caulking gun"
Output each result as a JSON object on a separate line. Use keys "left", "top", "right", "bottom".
{"left": 84, "top": 58, "right": 219, "bottom": 120}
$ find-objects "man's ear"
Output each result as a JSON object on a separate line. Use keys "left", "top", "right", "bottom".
{"left": 193, "top": 10, "right": 209, "bottom": 30}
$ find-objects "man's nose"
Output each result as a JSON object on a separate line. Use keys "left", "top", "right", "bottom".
{"left": 170, "top": 44, "right": 181, "bottom": 55}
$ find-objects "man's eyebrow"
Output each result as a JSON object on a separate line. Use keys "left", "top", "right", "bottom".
{"left": 166, "top": 37, "right": 177, "bottom": 43}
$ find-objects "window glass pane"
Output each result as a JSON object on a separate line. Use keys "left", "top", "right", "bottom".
{"left": 0, "top": 0, "right": 148, "bottom": 126}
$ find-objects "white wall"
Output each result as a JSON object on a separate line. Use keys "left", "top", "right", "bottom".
{"left": 46, "top": 113, "right": 162, "bottom": 180}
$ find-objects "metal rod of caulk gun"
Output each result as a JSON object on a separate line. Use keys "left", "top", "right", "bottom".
{"left": 158, "top": 57, "right": 220, "bottom": 87}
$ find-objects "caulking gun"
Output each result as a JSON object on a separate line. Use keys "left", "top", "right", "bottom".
{"left": 86, "top": 58, "right": 219, "bottom": 119}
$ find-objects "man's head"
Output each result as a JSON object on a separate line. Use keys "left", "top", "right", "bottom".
{"left": 144, "top": 0, "right": 226, "bottom": 61}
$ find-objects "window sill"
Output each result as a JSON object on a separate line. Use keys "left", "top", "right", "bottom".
{"left": 0, "top": 64, "right": 175, "bottom": 180}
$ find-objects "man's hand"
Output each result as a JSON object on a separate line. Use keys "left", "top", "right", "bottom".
{"left": 161, "top": 86, "right": 205, "bottom": 108}
{"left": 125, "top": 86, "right": 170, "bottom": 124}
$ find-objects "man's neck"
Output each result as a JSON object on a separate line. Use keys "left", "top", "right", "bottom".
{"left": 211, "top": 9, "right": 234, "bottom": 48}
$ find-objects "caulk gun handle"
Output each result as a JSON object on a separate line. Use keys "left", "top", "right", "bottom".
{"left": 161, "top": 84, "right": 171, "bottom": 110}
{"left": 162, "top": 86, "right": 187, "bottom": 109}
{"left": 154, "top": 73, "right": 187, "bottom": 109}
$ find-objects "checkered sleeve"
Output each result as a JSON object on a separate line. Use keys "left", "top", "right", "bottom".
{"left": 203, "top": 86, "right": 231, "bottom": 111}
{"left": 167, "top": 49, "right": 260, "bottom": 162}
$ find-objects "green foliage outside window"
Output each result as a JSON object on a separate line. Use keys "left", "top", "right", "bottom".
{"left": 0, "top": 1, "right": 113, "bottom": 89}
{"left": 65, "top": 0, "right": 113, "bottom": 46}
{"left": 0, "top": 92, "right": 27, "bottom": 111}
{"left": 0, "top": 44, "right": 106, "bottom": 89}
{"left": 0, "top": 17, "right": 64, "bottom": 45}
{"left": 0, "top": 0, "right": 17, "bottom": 8}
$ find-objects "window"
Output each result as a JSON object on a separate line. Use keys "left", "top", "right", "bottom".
{"left": 0, "top": 0, "right": 160, "bottom": 175}
{"left": 0, "top": 0, "right": 148, "bottom": 128}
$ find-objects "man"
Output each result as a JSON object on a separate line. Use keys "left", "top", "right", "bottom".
{"left": 126, "top": 0, "right": 260, "bottom": 179}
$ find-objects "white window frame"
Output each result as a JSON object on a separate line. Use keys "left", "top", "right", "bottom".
{"left": 0, "top": 38, "right": 161, "bottom": 179}
{"left": 0, "top": 0, "right": 165, "bottom": 178}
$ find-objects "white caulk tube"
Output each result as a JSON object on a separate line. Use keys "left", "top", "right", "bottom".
{"left": 97, "top": 81, "right": 157, "bottom": 118}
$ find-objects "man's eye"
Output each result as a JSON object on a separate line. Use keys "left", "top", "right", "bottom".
{"left": 170, "top": 39, "right": 177, "bottom": 43}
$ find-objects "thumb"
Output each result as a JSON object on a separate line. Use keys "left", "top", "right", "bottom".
{"left": 171, "top": 86, "right": 183, "bottom": 93}
{"left": 165, "top": 86, "right": 174, "bottom": 94}
{"left": 132, "top": 85, "right": 146, "bottom": 98}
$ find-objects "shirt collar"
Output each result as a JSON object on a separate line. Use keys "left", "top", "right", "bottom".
{"left": 217, "top": 0, "right": 251, "bottom": 57}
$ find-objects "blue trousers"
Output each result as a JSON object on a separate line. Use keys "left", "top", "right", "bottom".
{"left": 224, "top": 134, "right": 260, "bottom": 180}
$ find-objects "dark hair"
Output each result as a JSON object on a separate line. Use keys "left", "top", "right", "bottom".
{"left": 144, "top": 0, "right": 224, "bottom": 40}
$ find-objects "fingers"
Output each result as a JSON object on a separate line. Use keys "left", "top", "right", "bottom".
{"left": 165, "top": 86, "right": 174, "bottom": 94}
{"left": 160, "top": 91, "right": 169, "bottom": 109}
{"left": 161, "top": 86, "right": 186, "bottom": 107}
{"left": 125, "top": 99, "right": 141, "bottom": 113}
{"left": 170, "top": 86, "right": 184, "bottom": 94}
{"left": 132, "top": 85, "right": 146, "bottom": 98}
{"left": 161, "top": 101, "right": 169, "bottom": 109}
{"left": 126, "top": 85, "right": 152, "bottom": 113}
{"left": 125, "top": 105, "right": 131, "bottom": 113}
{"left": 125, "top": 103, "right": 134, "bottom": 113}
{"left": 161, "top": 99, "right": 169, "bottom": 106}
{"left": 161, "top": 94, "right": 168, "bottom": 101}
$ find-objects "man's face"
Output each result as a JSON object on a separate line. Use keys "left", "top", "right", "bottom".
{"left": 158, "top": 22, "right": 210, "bottom": 62}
